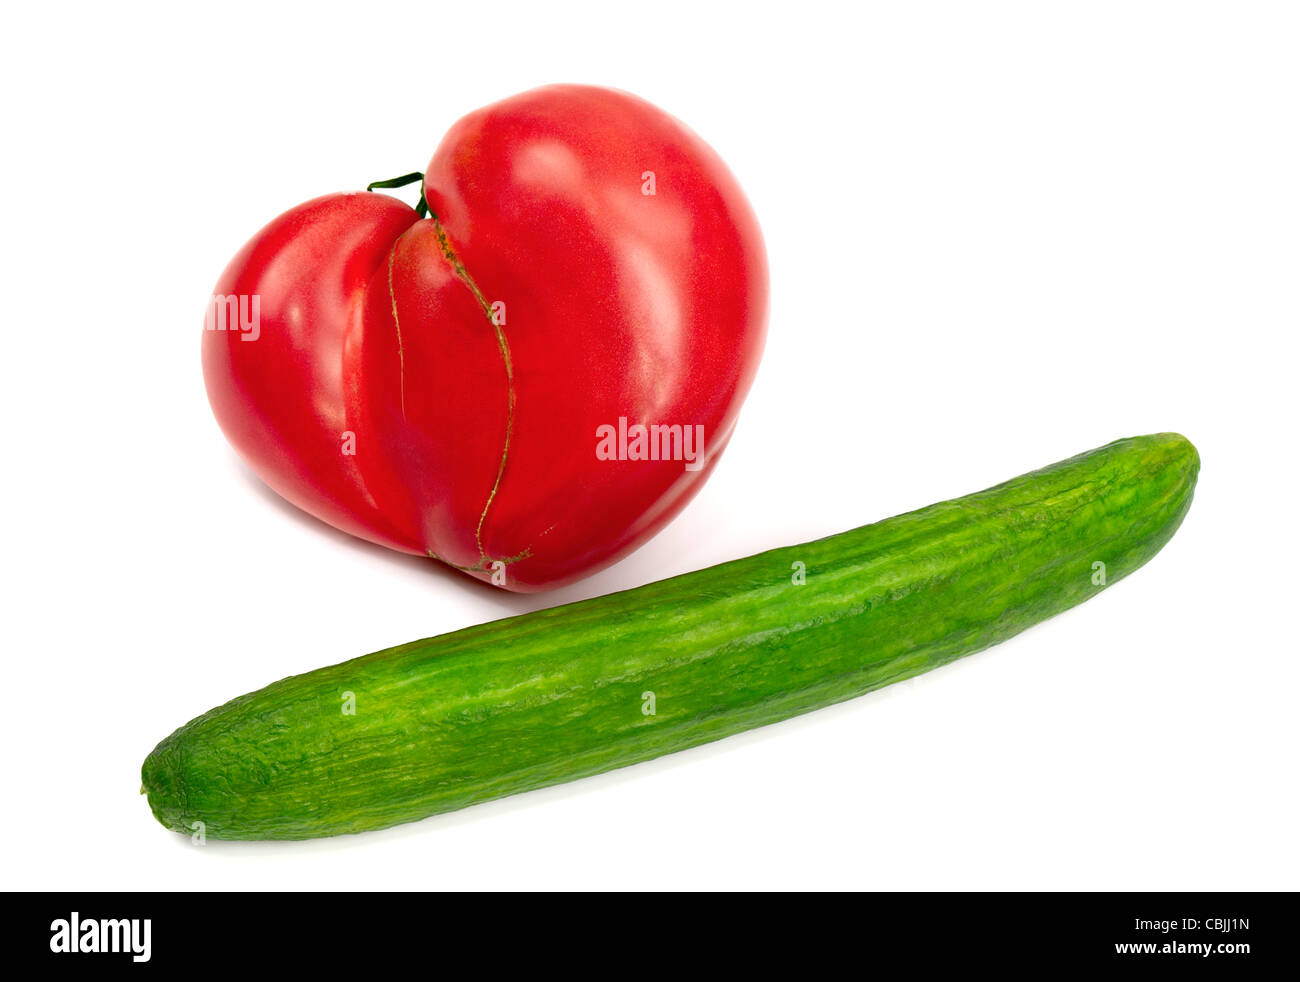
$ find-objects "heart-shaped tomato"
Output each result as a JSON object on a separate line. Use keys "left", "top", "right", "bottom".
{"left": 203, "top": 85, "right": 767, "bottom": 591}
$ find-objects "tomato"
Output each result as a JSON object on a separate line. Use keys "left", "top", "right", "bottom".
{"left": 203, "top": 85, "right": 767, "bottom": 591}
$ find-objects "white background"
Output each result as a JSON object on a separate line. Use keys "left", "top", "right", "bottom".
{"left": 2, "top": 1, "right": 1296, "bottom": 890}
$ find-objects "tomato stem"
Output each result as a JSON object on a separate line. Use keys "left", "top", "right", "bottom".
{"left": 366, "top": 171, "right": 431, "bottom": 218}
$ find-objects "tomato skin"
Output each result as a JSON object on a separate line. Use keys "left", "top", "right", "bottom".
{"left": 201, "top": 193, "right": 423, "bottom": 552}
{"left": 205, "top": 86, "right": 767, "bottom": 591}
{"left": 369, "top": 84, "right": 768, "bottom": 589}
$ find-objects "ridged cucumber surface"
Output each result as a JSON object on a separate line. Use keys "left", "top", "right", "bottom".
{"left": 143, "top": 433, "right": 1199, "bottom": 839}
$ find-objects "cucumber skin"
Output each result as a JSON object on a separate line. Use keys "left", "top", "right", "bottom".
{"left": 143, "top": 433, "right": 1199, "bottom": 840}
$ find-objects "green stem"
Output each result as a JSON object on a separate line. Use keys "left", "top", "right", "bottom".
{"left": 367, "top": 171, "right": 431, "bottom": 218}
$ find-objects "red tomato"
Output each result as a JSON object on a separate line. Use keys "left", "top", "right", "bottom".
{"left": 203, "top": 85, "right": 767, "bottom": 591}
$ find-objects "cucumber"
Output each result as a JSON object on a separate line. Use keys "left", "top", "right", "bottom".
{"left": 143, "top": 433, "right": 1198, "bottom": 839}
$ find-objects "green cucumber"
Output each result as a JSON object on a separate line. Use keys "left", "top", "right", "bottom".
{"left": 143, "top": 433, "right": 1198, "bottom": 839}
